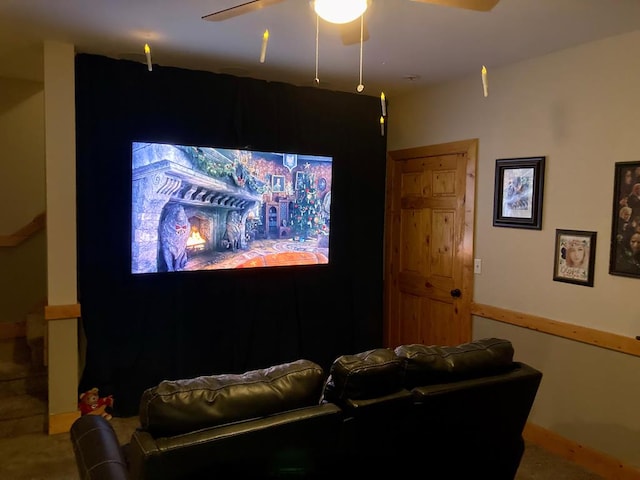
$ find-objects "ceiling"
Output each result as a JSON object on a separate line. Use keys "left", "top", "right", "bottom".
{"left": 1, "top": 0, "right": 639, "bottom": 97}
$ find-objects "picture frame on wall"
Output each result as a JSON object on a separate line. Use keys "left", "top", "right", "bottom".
{"left": 553, "top": 229, "right": 597, "bottom": 287}
{"left": 271, "top": 174, "right": 285, "bottom": 193}
{"left": 492, "top": 156, "right": 545, "bottom": 229}
{"left": 609, "top": 161, "right": 640, "bottom": 278}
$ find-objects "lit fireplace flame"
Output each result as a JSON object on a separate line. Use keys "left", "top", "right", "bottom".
{"left": 187, "top": 227, "right": 206, "bottom": 247}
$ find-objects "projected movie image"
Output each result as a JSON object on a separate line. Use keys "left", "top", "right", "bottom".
{"left": 131, "top": 142, "right": 332, "bottom": 274}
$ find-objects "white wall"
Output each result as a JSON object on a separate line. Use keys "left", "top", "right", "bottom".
{"left": 0, "top": 76, "right": 46, "bottom": 324}
{"left": 388, "top": 30, "right": 640, "bottom": 468}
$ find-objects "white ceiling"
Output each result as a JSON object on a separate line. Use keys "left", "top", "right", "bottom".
{"left": 1, "top": 0, "right": 639, "bottom": 96}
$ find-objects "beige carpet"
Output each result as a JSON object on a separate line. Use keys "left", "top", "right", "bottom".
{"left": 0, "top": 415, "right": 604, "bottom": 480}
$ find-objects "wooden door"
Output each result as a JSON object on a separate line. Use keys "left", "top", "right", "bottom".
{"left": 383, "top": 139, "right": 477, "bottom": 348}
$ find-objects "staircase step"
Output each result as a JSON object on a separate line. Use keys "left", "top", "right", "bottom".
{"left": 0, "top": 331, "right": 47, "bottom": 396}
{"left": 0, "top": 391, "right": 47, "bottom": 437}
{"left": 0, "top": 391, "right": 46, "bottom": 417}
{"left": 0, "top": 335, "right": 49, "bottom": 438}
{"left": 0, "top": 412, "right": 47, "bottom": 437}
{"left": 0, "top": 371, "right": 47, "bottom": 398}
{"left": 0, "top": 337, "right": 31, "bottom": 365}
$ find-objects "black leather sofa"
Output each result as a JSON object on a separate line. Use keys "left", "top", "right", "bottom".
{"left": 70, "top": 338, "right": 542, "bottom": 479}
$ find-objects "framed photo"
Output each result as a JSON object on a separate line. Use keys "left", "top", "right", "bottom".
{"left": 609, "top": 161, "right": 640, "bottom": 278}
{"left": 271, "top": 175, "right": 285, "bottom": 192}
{"left": 493, "top": 156, "right": 545, "bottom": 229}
{"left": 553, "top": 229, "right": 597, "bottom": 287}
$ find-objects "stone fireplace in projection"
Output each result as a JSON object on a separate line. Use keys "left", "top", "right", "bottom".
{"left": 131, "top": 143, "right": 263, "bottom": 274}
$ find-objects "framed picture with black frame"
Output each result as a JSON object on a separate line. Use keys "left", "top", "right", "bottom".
{"left": 492, "top": 156, "right": 545, "bottom": 229}
{"left": 553, "top": 229, "right": 597, "bottom": 287}
{"left": 609, "top": 161, "right": 640, "bottom": 278}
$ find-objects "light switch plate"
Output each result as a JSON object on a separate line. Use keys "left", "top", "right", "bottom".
{"left": 474, "top": 258, "right": 482, "bottom": 274}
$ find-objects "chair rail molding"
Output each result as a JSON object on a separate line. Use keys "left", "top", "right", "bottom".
{"left": 471, "top": 303, "right": 640, "bottom": 358}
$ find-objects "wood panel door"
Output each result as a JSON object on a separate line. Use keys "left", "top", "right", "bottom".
{"left": 383, "top": 139, "right": 477, "bottom": 348}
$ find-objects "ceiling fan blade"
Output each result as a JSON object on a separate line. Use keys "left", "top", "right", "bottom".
{"left": 202, "top": 0, "right": 285, "bottom": 21}
{"left": 410, "top": 0, "right": 500, "bottom": 12}
{"left": 340, "top": 18, "right": 370, "bottom": 46}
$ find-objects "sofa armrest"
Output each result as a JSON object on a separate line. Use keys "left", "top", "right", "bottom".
{"left": 127, "top": 403, "right": 343, "bottom": 480}
{"left": 410, "top": 362, "right": 542, "bottom": 402}
{"left": 404, "top": 362, "right": 543, "bottom": 479}
{"left": 70, "top": 415, "right": 129, "bottom": 480}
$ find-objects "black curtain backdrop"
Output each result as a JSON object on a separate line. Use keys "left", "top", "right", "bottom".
{"left": 75, "top": 54, "right": 387, "bottom": 416}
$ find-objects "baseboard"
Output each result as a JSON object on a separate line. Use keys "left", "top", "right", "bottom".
{"left": 524, "top": 422, "right": 640, "bottom": 480}
{"left": 48, "top": 411, "right": 81, "bottom": 435}
{"left": 0, "top": 321, "right": 26, "bottom": 340}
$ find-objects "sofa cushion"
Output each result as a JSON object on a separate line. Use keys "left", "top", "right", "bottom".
{"left": 139, "top": 359, "right": 325, "bottom": 436}
{"left": 394, "top": 337, "right": 514, "bottom": 389}
{"left": 321, "top": 348, "right": 404, "bottom": 403}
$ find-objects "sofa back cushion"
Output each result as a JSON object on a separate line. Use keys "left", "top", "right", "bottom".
{"left": 321, "top": 348, "right": 404, "bottom": 403}
{"left": 394, "top": 337, "right": 514, "bottom": 389}
{"left": 139, "top": 359, "right": 325, "bottom": 436}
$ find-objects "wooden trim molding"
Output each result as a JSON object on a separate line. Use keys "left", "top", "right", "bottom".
{"left": 48, "top": 411, "right": 81, "bottom": 435}
{"left": 0, "top": 212, "right": 46, "bottom": 247}
{"left": 524, "top": 422, "right": 640, "bottom": 480}
{"left": 44, "top": 303, "right": 81, "bottom": 321}
{"left": 471, "top": 302, "right": 640, "bottom": 358}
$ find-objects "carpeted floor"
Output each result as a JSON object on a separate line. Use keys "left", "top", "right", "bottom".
{"left": 0, "top": 415, "right": 604, "bottom": 480}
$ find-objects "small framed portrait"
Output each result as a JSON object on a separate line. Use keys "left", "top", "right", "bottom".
{"left": 493, "top": 156, "right": 545, "bottom": 229}
{"left": 553, "top": 229, "right": 597, "bottom": 287}
{"left": 271, "top": 175, "right": 285, "bottom": 192}
{"left": 609, "top": 160, "right": 640, "bottom": 278}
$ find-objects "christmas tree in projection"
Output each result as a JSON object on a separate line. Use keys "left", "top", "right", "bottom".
{"left": 291, "top": 168, "right": 328, "bottom": 240}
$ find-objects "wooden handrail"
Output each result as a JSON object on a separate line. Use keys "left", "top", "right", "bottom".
{"left": 471, "top": 302, "right": 640, "bottom": 358}
{"left": 0, "top": 212, "right": 46, "bottom": 247}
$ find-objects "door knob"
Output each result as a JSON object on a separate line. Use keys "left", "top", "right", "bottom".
{"left": 450, "top": 288, "right": 461, "bottom": 298}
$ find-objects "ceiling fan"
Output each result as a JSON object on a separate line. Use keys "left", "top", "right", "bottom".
{"left": 202, "top": 0, "right": 500, "bottom": 46}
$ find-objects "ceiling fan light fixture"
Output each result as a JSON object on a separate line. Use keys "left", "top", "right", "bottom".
{"left": 314, "top": 0, "right": 367, "bottom": 24}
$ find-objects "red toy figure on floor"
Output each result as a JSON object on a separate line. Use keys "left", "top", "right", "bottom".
{"left": 78, "top": 388, "right": 114, "bottom": 420}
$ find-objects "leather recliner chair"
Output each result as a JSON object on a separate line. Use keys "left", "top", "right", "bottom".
{"left": 70, "top": 338, "right": 543, "bottom": 480}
